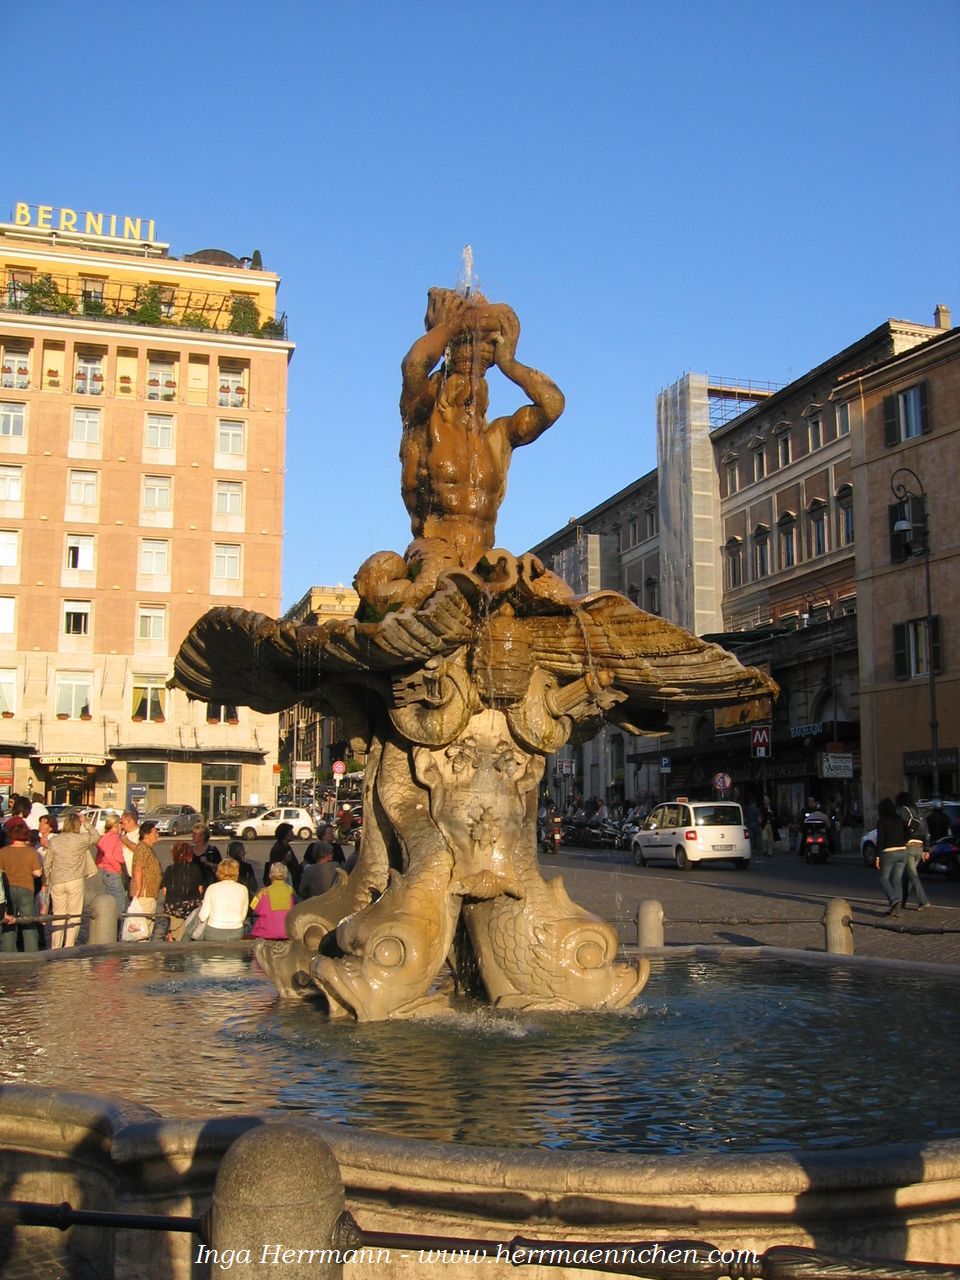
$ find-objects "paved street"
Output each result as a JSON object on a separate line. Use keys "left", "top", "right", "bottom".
{"left": 543, "top": 840, "right": 960, "bottom": 968}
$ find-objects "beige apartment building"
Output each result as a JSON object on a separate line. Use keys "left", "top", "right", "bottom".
{"left": 0, "top": 201, "right": 293, "bottom": 816}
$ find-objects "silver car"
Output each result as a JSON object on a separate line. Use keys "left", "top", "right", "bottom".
{"left": 142, "top": 803, "right": 201, "bottom": 835}
{"left": 632, "top": 800, "right": 751, "bottom": 870}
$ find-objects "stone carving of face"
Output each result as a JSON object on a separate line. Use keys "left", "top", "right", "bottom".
{"left": 413, "top": 709, "right": 543, "bottom": 900}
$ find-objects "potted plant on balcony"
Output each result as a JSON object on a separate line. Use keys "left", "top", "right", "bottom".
{"left": 148, "top": 377, "right": 160, "bottom": 387}
{"left": 80, "top": 712, "right": 92, "bottom": 721}
{"left": 153, "top": 714, "right": 165, "bottom": 724}
{"left": 132, "top": 713, "right": 145, "bottom": 722}
{"left": 57, "top": 713, "right": 69, "bottom": 720}
{"left": 1, "top": 366, "right": 11, "bottom": 376}
{"left": 219, "top": 383, "right": 230, "bottom": 394}
{"left": 119, "top": 375, "right": 132, "bottom": 390}
{"left": 1, "top": 710, "right": 13, "bottom": 719}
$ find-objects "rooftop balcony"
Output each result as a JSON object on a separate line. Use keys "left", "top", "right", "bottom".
{"left": 1, "top": 271, "right": 288, "bottom": 340}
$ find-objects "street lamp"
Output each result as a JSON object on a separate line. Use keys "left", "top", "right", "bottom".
{"left": 890, "top": 466, "right": 940, "bottom": 799}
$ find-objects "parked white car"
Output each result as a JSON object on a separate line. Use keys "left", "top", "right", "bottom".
{"left": 632, "top": 800, "right": 751, "bottom": 870}
{"left": 224, "top": 806, "right": 317, "bottom": 840}
{"left": 78, "top": 807, "right": 123, "bottom": 835}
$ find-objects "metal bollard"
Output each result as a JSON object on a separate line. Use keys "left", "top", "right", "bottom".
{"left": 637, "top": 898, "right": 665, "bottom": 949}
{"left": 87, "top": 892, "right": 119, "bottom": 946}
{"left": 824, "top": 897, "right": 855, "bottom": 956}
{"left": 207, "top": 1121, "right": 345, "bottom": 1278}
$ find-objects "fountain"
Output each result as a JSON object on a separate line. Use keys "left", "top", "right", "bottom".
{"left": 3, "top": 281, "right": 960, "bottom": 1278}
{"left": 171, "top": 281, "right": 775, "bottom": 1021}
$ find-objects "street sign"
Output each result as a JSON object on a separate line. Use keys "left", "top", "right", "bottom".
{"left": 713, "top": 771, "right": 732, "bottom": 793}
{"left": 750, "top": 726, "right": 771, "bottom": 758}
{"left": 293, "top": 760, "right": 312, "bottom": 780}
{"left": 660, "top": 756, "right": 672, "bottom": 772}
{"left": 559, "top": 759, "right": 575, "bottom": 776}
{"left": 332, "top": 760, "right": 346, "bottom": 777}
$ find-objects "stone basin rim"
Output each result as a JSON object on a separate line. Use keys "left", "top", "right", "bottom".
{"left": 3, "top": 1083, "right": 960, "bottom": 1198}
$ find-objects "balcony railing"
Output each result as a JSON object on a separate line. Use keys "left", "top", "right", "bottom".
{"left": 1, "top": 272, "right": 289, "bottom": 340}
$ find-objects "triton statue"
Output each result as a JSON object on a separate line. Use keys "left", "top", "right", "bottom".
{"left": 172, "top": 284, "right": 776, "bottom": 1021}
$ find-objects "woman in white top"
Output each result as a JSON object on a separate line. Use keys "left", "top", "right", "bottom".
{"left": 197, "top": 857, "right": 249, "bottom": 941}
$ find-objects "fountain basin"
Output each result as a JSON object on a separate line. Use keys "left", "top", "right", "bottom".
{"left": 2, "top": 944, "right": 960, "bottom": 1276}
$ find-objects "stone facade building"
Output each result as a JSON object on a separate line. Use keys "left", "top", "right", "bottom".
{"left": 0, "top": 202, "right": 293, "bottom": 815}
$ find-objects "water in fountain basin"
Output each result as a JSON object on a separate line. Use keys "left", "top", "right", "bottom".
{"left": 2, "top": 949, "right": 957, "bottom": 1154}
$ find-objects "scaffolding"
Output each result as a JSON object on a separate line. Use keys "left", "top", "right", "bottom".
{"left": 706, "top": 376, "right": 780, "bottom": 428}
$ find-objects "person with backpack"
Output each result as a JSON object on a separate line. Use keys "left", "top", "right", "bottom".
{"left": 896, "top": 791, "right": 931, "bottom": 911}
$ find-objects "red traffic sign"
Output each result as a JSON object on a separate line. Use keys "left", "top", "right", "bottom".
{"left": 750, "top": 726, "right": 771, "bottom": 758}
{"left": 332, "top": 760, "right": 346, "bottom": 776}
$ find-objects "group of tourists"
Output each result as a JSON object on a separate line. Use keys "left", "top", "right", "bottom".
{"left": 0, "top": 800, "right": 354, "bottom": 951}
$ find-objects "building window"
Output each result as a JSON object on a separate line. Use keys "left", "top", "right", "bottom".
{"left": 139, "top": 539, "right": 169, "bottom": 574}
{"left": 137, "top": 605, "right": 166, "bottom": 640}
{"left": 726, "top": 542, "right": 742, "bottom": 588}
{"left": 68, "top": 470, "right": 98, "bottom": 506}
{"left": 777, "top": 433, "right": 791, "bottom": 468}
{"left": 644, "top": 577, "right": 660, "bottom": 614}
{"left": 71, "top": 407, "right": 101, "bottom": 444}
{"left": 217, "top": 420, "right": 245, "bottom": 455}
{"left": 778, "top": 521, "right": 796, "bottom": 570}
{"left": 145, "top": 413, "right": 174, "bottom": 450}
{"left": 893, "top": 617, "right": 942, "bottom": 680}
{"left": 75, "top": 354, "right": 104, "bottom": 396}
{"left": 55, "top": 672, "right": 92, "bottom": 718}
{"left": 0, "top": 402, "right": 25, "bottom": 438}
{"left": 836, "top": 487, "right": 854, "bottom": 547}
{"left": 213, "top": 543, "right": 241, "bottom": 580}
{"left": 206, "top": 701, "right": 239, "bottom": 724}
{"left": 142, "top": 475, "right": 171, "bottom": 512}
{"left": 884, "top": 382, "right": 929, "bottom": 446}
{"left": 147, "top": 359, "right": 177, "bottom": 402}
{"left": 63, "top": 600, "right": 91, "bottom": 635}
{"left": 1, "top": 351, "right": 29, "bottom": 390}
{"left": 644, "top": 508, "right": 658, "bottom": 539}
{"left": 836, "top": 402, "right": 850, "bottom": 437}
{"left": 218, "top": 369, "right": 246, "bottom": 409}
{"left": 752, "top": 448, "right": 765, "bottom": 483}
{"left": 132, "top": 679, "right": 166, "bottom": 721}
{"left": 807, "top": 504, "right": 827, "bottom": 557}
{"left": 808, "top": 415, "right": 822, "bottom": 452}
{"left": 0, "top": 466, "right": 22, "bottom": 501}
{"left": 6, "top": 270, "right": 32, "bottom": 308}
{"left": 66, "top": 534, "right": 95, "bottom": 570}
{"left": 0, "top": 668, "right": 15, "bottom": 714}
{"left": 725, "top": 460, "right": 739, "bottom": 496}
{"left": 0, "top": 598, "right": 12, "bottom": 633}
{"left": 0, "top": 530, "right": 17, "bottom": 568}
{"left": 80, "top": 277, "right": 105, "bottom": 312}
{"left": 215, "top": 480, "right": 243, "bottom": 516}
{"left": 753, "top": 530, "right": 769, "bottom": 579}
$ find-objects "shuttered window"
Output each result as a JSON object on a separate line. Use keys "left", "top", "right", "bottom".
{"left": 884, "top": 382, "right": 930, "bottom": 446}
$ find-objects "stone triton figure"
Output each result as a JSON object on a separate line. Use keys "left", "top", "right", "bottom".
{"left": 172, "top": 282, "right": 778, "bottom": 1022}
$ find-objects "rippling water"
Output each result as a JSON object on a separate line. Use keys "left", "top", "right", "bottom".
{"left": 1, "top": 950, "right": 957, "bottom": 1154}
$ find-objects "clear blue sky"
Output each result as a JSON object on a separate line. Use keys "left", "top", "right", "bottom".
{"left": 9, "top": 0, "right": 959, "bottom": 610}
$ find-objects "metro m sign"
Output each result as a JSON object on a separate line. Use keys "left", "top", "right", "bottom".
{"left": 751, "top": 725, "right": 771, "bottom": 758}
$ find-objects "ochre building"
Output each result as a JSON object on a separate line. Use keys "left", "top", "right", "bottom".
{"left": 0, "top": 201, "right": 293, "bottom": 815}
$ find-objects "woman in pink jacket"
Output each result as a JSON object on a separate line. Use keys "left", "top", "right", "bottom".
{"left": 249, "top": 861, "right": 297, "bottom": 939}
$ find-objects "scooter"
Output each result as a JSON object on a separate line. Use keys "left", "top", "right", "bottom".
{"left": 799, "top": 819, "right": 832, "bottom": 863}
{"left": 539, "top": 815, "right": 564, "bottom": 855}
{"left": 920, "top": 836, "right": 960, "bottom": 881}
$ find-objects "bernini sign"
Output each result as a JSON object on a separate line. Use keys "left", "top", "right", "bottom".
{"left": 11, "top": 201, "right": 158, "bottom": 243}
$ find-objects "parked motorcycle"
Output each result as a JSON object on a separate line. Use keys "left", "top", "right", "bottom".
{"left": 539, "top": 815, "right": 564, "bottom": 855}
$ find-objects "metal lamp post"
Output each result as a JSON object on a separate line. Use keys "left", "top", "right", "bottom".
{"left": 890, "top": 466, "right": 940, "bottom": 799}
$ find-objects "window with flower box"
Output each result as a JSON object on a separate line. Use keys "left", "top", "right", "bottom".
{"left": 131, "top": 678, "right": 166, "bottom": 721}
{"left": 55, "top": 672, "right": 92, "bottom": 719}
{"left": 75, "top": 354, "right": 104, "bottom": 396}
{"left": 0, "top": 669, "right": 16, "bottom": 715}
{"left": 147, "top": 359, "right": 177, "bottom": 402}
{"left": 1, "top": 349, "right": 29, "bottom": 390}
{"left": 217, "top": 367, "right": 246, "bottom": 408}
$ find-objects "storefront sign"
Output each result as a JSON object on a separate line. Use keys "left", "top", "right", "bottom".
{"left": 791, "top": 722, "right": 823, "bottom": 739}
{"left": 37, "top": 753, "right": 109, "bottom": 767}
{"left": 819, "top": 752, "right": 853, "bottom": 779}
{"left": 903, "top": 747, "right": 958, "bottom": 771}
{"left": 11, "top": 202, "right": 158, "bottom": 243}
